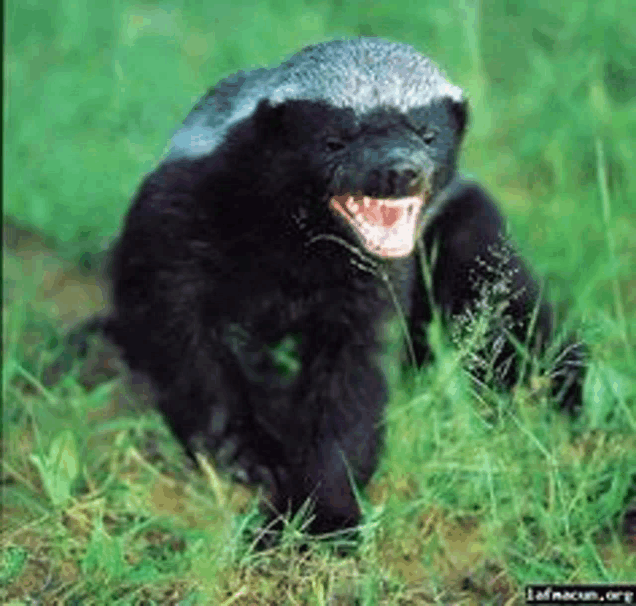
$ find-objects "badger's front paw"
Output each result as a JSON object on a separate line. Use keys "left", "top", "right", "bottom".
{"left": 191, "top": 406, "right": 284, "bottom": 492}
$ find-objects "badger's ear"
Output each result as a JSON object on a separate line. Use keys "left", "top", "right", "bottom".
{"left": 254, "top": 98, "right": 284, "bottom": 119}
{"left": 254, "top": 98, "right": 284, "bottom": 122}
{"left": 446, "top": 97, "right": 469, "bottom": 141}
{"left": 253, "top": 99, "right": 288, "bottom": 137}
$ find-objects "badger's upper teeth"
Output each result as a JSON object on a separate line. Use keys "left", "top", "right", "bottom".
{"left": 363, "top": 196, "right": 371, "bottom": 208}
{"left": 346, "top": 196, "right": 358, "bottom": 213}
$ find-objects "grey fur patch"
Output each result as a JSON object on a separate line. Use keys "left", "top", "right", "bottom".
{"left": 167, "top": 37, "right": 464, "bottom": 162}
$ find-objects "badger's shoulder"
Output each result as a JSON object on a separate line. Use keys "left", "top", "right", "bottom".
{"left": 167, "top": 67, "right": 271, "bottom": 161}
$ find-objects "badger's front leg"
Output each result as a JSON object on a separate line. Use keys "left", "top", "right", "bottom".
{"left": 265, "top": 320, "right": 386, "bottom": 535}
{"left": 419, "top": 182, "right": 586, "bottom": 412}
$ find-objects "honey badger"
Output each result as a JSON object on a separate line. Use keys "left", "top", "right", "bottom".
{"left": 104, "top": 38, "right": 586, "bottom": 537}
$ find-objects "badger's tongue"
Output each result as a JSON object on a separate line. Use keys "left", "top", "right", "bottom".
{"left": 358, "top": 198, "right": 403, "bottom": 226}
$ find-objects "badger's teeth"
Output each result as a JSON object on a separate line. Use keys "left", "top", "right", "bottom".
{"left": 346, "top": 196, "right": 358, "bottom": 213}
{"left": 363, "top": 196, "right": 371, "bottom": 208}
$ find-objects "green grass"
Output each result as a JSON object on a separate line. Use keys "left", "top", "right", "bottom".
{"left": 3, "top": 0, "right": 636, "bottom": 603}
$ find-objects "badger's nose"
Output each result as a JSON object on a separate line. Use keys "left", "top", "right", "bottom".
{"left": 387, "top": 161, "right": 422, "bottom": 195}
{"left": 365, "top": 160, "right": 425, "bottom": 198}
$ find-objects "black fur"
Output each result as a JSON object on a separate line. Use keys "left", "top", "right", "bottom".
{"left": 104, "top": 39, "right": 586, "bottom": 536}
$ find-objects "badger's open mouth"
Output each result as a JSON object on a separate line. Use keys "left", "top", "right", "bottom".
{"left": 330, "top": 194, "right": 426, "bottom": 258}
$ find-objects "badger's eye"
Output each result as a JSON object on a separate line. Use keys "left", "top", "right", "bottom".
{"left": 325, "top": 137, "right": 347, "bottom": 152}
{"left": 420, "top": 129, "right": 437, "bottom": 145}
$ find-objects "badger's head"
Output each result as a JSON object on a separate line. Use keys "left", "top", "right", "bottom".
{"left": 169, "top": 38, "right": 468, "bottom": 259}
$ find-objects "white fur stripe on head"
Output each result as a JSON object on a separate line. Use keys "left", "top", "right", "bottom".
{"left": 168, "top": 37, "right": 464, "bottom": 161}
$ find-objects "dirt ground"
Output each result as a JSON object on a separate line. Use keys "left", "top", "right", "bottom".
{"left": 3, "top": 220, "right": 124, "bottom": 389}
{"left": 4, "top": 220, "right": 110, "bottom": 326}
